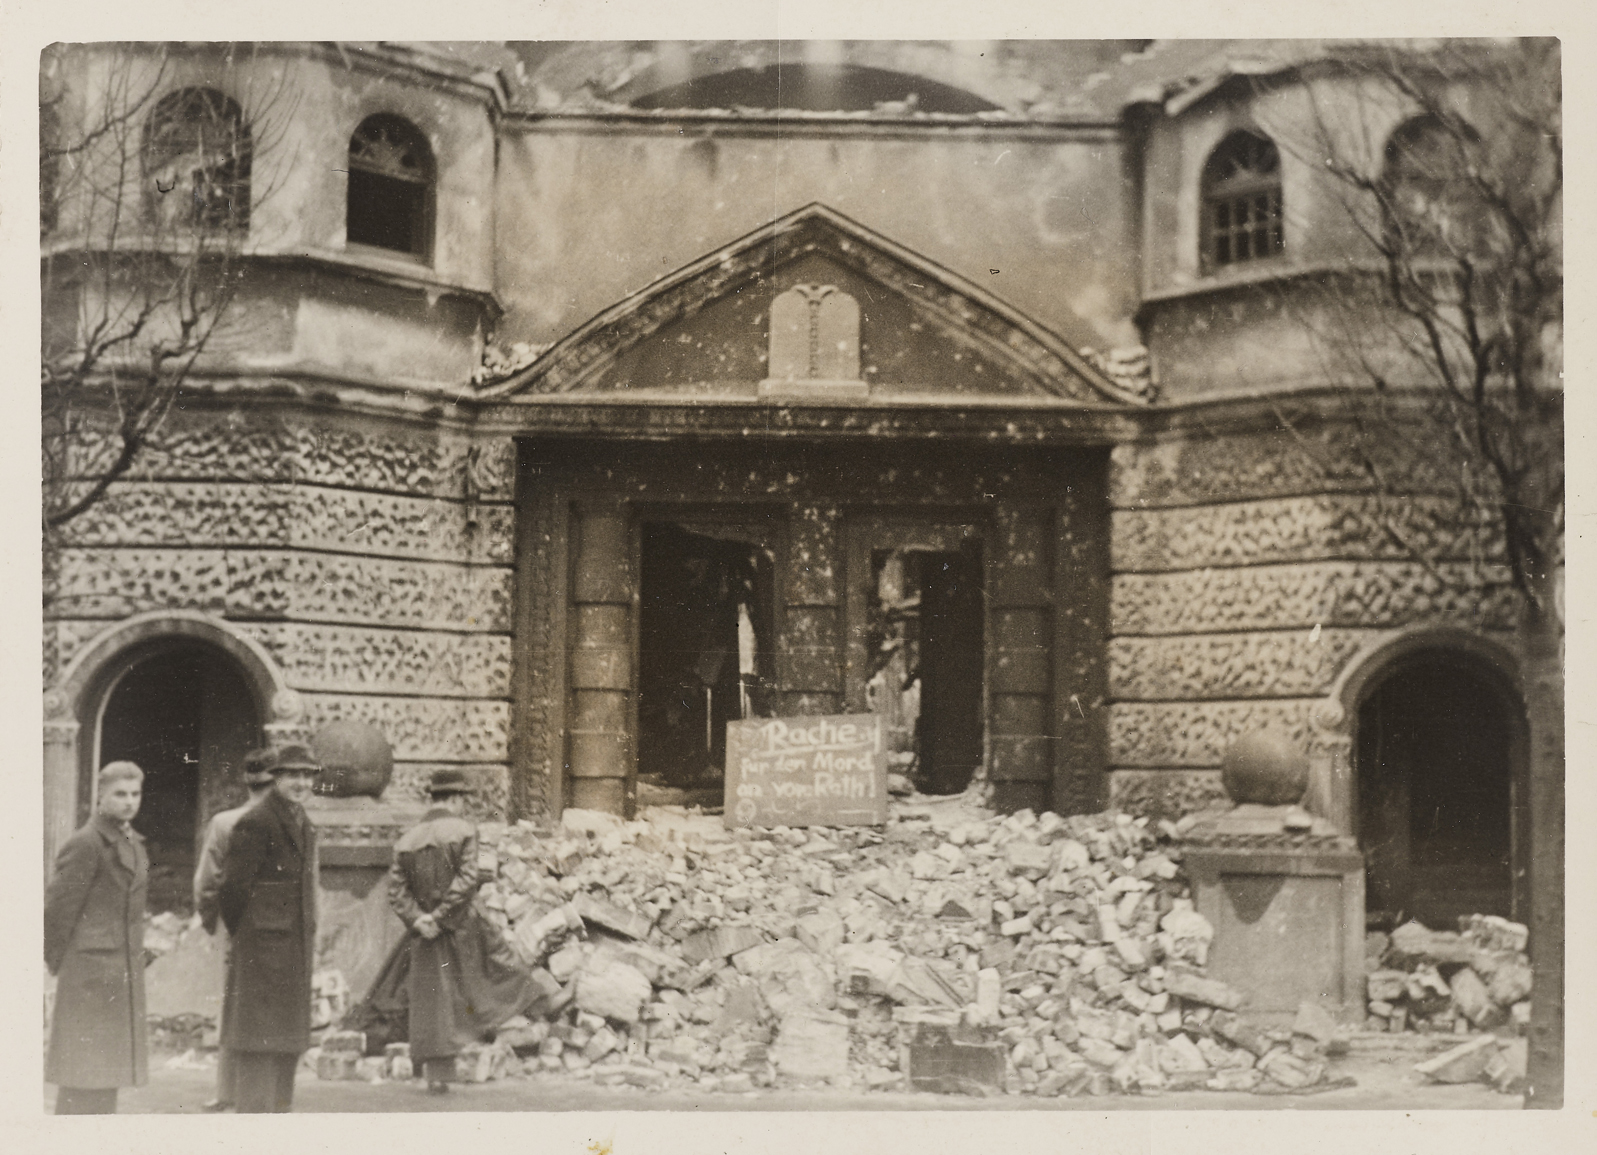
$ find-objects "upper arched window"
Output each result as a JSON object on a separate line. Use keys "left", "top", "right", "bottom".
{"left": 347, "top": 114, "right": 434, "bottom": 260}
{"left": 1381, "top": 115, "right": 1481, "bottom": 256}
{"left": 142, "top": 88, "right": 252, "bottom": 231}
{"left": 1202, "top": 130, "right": 1283, "bottom": 271}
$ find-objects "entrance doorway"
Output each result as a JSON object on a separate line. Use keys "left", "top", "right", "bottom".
{"left": 95, "top": 643, "right": 261, "bottom": 913}
{"left": 866, "top": 543, "right": 985, "bottom": 794}
{"left": 1356, "top": 651, "right": 1522, "bottom": 930}
{"left": 638, "top": 521, "right": 775, "bottom": 792}
{"left": 849, "top": 519, "right": 986, "bottom": 796}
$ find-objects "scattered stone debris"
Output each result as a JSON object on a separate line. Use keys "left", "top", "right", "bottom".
{"left": 313, "top": 797, "right": 1357, "bottom": 1096}
{"left": 1364, "top": 915, "right": 1533, "bottom": 1047}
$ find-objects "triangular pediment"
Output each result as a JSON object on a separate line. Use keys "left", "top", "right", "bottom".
{"left": 481, "top": 203, "right": 1147, "bottom": 408}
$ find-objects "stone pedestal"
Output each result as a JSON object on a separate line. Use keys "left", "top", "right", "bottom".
{"left": 1181, "top": 805, "right": 1365, "bottom": 1026}
{"left": 306, "top": 794, "right": 429, "bottom": 1000}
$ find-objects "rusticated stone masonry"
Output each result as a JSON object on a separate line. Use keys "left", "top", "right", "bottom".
{"left": 57, "top": 483, "right": 515, "bottom": 564}
{"left": 47, "top": 402, "right": 519, "bottom": 817}
{"left": 52, "top": 549, "right": 514, "bottom": 630}
{"left": 1105, "top": 420, "right": 1521, "bottom": 822}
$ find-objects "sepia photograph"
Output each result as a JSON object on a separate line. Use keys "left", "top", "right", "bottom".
{"left": 16, "top": 13, "right": 1585, "bottom": 1141}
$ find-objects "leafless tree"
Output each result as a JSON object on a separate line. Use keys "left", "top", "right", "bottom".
{"left": 40, "top": 44, "right": 294, "bottom": 542}
{"left": 1259, "top": 37, "right": 1562, "bottom": 1106}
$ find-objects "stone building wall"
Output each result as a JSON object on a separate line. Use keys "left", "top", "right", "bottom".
{"left": 46, "top": 399, "right": 519, "bottom": 815}
{"left": 1104, "top": 414, "right": 1520, "bottom": 821}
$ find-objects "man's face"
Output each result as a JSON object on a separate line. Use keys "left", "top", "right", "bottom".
{"left": 276, "top": 771, "right": 316, "bottom": 806}
{"left": 98, "top": 778, "right": 142, "bottom": 823}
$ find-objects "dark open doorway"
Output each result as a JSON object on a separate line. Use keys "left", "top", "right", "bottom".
{"left": 638, "top": 522, "right": 774, "bottom": 792}
{"left": 95, "top": 643, "right": 261, "bottom": 913}
{"left": 867, "top": 542, "right": 985, "bottom": 795}
{"left": 1357, "top": 652, "right": 1521, "bottom": 930}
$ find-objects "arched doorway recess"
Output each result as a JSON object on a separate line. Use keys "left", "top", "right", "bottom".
{"left": 1351, "top": 643, "right": 1528, "bottom": 930}
{"left": 44, "top": 610, "right": 304, "bottom": 885}
{"left": 93, "top": 641, "right": 262, "bottom": 913}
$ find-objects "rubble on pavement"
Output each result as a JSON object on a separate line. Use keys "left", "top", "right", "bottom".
{"left": 321, "top": 794, "right": 1363, "bottom": 1098}
{"left": 1363, "top": 915, "right": 1533, "bottom": 1051}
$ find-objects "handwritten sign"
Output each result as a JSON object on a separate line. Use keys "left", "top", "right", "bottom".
{"left": 724, "top": 714, "right": 888, "bottom": 829}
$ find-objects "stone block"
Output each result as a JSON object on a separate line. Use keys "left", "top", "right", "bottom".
{"left": 680, "top": 925, "right": 765, "bottom": 964}
{"left": 1487, "top": 960, "right": 1534, "bottom": 1007}
{"left": 1366, "top": 969, "right": 1408, "bottom": 1003}
{"left": 1415, "top": 1035, "right": 1499, "bottom": 1084}
{"left": 620, "top": 1066, "right": 668, "bottom": 1089}
{"left": 1461, "top": 914, "right": 1528, "bottom": 953}
{"left": 1114, "top": 937, "right": 1148, "bottom": 971}
{"left": 836, "top": 942, "right": 902, "bottom": 997}
{"left": 320, "top": 1029, "right": 367, "bottom": 1055}
{"left": 354, "top": 1056, "right": 388, "bottom": 1081}
{"left": 1164, "top": 969, "right": 1243, "bottom": 1011}
{"left": 1449, "top": 968, "right": 1497, "bottom": 1026}
{"left": 575, "top": 959, "right": 653, "bottom": 1025}
{"left": 1259, "top": 1050, "right": 1323, "bottom": 1089}
{"left": 1209, "top": 1011, "right": 1269, "bottom": 1057}
{"left": 1005, "top": 842, "right": 1053, "bottom": 879}
{"left": 1159, "top": 1033, "right": 1209, "bottom": 1073}
{"left": 1207, "top": 1067, "right": 1263, "bottom": 1092}
{"left": 795, "top": 909, "right": 846, "bottom": 957}
{"left": 573, "top": 892, "right": 653, "bottom": 940}
{"left": 886, "top": 956, "right": 969, "bottom": 1008}
{"left": 582, "top": 1025, "right": 620, "bottom": 1063}
{"left": 497, "top": 1017, "right": 549, "bottom": 1055}
{"left": 548, "top": 944, "right": 586, "bottom": 983}
{"left": 1078, "top": 1038, "right": 1125, "bottom": 1068}
{"left": 1291, "top": 1001, "right": 1338, "bottom": 1044}
{"left": 772, "top": 1010, "right": 851, "bottom": 1081}
{"left": 1483, "top": 1037, "right": 1527, "bottom": 1093}
{"left": 316, "top": 1051, "right": 360, "bottom": 1081}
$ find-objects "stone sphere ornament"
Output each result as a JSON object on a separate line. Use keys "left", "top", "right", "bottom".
{"left": 1220, "top": 728, "right": 1309, "bottom": 806}
{"left": 311, "top": 720, "right": 394, "bottom": 798}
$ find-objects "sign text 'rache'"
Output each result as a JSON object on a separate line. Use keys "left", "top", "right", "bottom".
{"left": 724, "top": 715, "right": 888, "bottom": 829}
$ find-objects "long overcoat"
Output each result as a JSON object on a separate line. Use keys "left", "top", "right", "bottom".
{"left": 219, "top": 788, "right": 317, "bottom": 1054}
{"left": 44, "top": 815, "right": 149, "bottom": 1089}
{"left": 359, "top": 810, "right": 537, "bottom": 1062}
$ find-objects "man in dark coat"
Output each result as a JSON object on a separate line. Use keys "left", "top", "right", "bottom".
{"left": 192, "top": 747, "right": 275, "bottom": 1112}
{"left": 44, "top": 761, "right": 150, "bottom": 1114}
{"left": 374, "top": 768, "right": 539, "bottom": 1093}
{"left": 218, "top": 743, "right": 320, "bottom": 1113}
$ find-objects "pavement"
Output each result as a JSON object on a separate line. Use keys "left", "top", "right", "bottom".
{"left": 45, "top": 1042, "right": 1520, "bottom": 1113}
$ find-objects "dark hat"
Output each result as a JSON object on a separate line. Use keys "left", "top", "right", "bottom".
{"left": 241, "top": 747, "right": 277, "bottom": 784}
{"left": 269, "top": 744, "right": 321, "bottom": 775}
{"left": 426, "top": 768, "right": 474, "bottom": 796}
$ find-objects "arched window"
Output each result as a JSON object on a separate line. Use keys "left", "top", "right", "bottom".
{"left": 143, "top": 88, "right": 251, "bottom": 231}
{"left": 1381, "top": 115, "right": 1481, "bottom": 256}
{"left": 346, "top": 114, "right": 434, "bottom": 259}
{"left": 1202, "top": 130, "right": 1283, "bottom": 270}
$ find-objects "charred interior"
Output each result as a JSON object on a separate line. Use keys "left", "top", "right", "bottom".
{"left": 638, "top": 522, "right": 775, "bottom": 791}
{"left": 866, "top": 541, "right": 985, "bottom": 795}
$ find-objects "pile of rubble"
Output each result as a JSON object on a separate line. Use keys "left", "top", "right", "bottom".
{"left": 1364, "top": 916, "right": 1533, "bottom": 1037}
{"left": 319, "top": 799, "right": 1356, "bottom": 1097}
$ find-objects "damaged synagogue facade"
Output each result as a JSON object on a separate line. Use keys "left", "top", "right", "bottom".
{"left": 42, "top": 38, "right": 1559, "bottom": 967}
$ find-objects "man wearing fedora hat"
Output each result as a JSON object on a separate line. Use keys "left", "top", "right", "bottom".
{"left": 192, "top": 747, "right": 277, "bottom": 1112}
{"left": 219, "top": 743, "right": 321, "bottom": 1112}
{"left": 366, "top": 768, "right": 540, "bottom": 1093}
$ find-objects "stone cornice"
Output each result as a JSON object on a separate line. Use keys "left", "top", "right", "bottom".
{"left": 504, "top": 109, "right": 1123, "bottom": 141}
